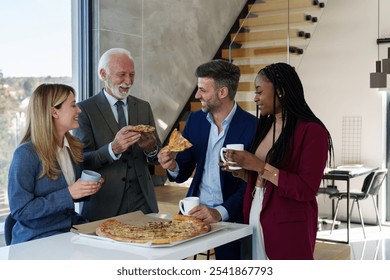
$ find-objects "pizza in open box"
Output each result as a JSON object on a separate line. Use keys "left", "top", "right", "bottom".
{"left": 95, "top": 214, "right": 210, "bottom": 244}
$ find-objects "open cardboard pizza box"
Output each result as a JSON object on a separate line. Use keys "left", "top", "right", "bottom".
{"left": 71, "top": 211, "right": 226, "bottom": 247}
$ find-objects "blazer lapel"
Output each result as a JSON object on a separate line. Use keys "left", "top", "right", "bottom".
{"left": 72, "top": 160, "right": 81, "bottom": 179}
{"left": 199, "top": 117, "right": 211, "bottom": 155}
{"left": 126, "top": 96, "right": 138, "bottom": 125}
{"left": 262, "top": 182, "right": 273, "bottom": 210}
{"left": 96, "top": 91, "right": 121, "bottom": 134}
{"left": 223, "top": 106, "right": 245, "bottom": 145}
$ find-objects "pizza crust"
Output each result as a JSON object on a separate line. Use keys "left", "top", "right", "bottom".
{"left": 172, "top": 214, "right": 211, "bottom": 234}
{"left": 95, "top": 215, "right": 210, "bottom": 244}
{"left": 132, "top": 124, "right": 156, "bottom": 133}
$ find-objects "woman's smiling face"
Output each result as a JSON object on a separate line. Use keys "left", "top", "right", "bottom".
{"left": 254, "top": 75, "right": 281, "bottom": 116}
{"left": 53, "top": 92, "right": 81, "bottom": 134}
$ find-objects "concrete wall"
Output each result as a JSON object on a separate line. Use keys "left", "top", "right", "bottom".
{"left": 91, "top": 0, "right": 247, "bottom": 140}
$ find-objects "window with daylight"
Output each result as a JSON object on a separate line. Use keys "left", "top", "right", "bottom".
{"left": 0, "top": 0, "right": 74, "bottom": 233}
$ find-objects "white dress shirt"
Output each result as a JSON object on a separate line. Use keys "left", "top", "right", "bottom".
{"left": 169, "top": 103, "right": 238, "bottom": 221}
{"left": 56, "top": 136, "right": 75, "bottom": 185}
{"left": 103, "top": 90, "right": 128, "bottom": 160}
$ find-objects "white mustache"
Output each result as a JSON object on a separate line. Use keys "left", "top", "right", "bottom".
{"left": 119, "top": 83, "right": 131, "bottom": 89}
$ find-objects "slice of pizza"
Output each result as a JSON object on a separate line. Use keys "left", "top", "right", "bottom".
{"left": 132, "top": 124, "right": 156, "bottom": 133}
{"left": 161, "top": 128, "right": 192, "bottom": 153}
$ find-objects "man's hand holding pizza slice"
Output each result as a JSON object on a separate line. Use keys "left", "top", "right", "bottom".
{"left": 158, "top": 128, "right": 192, "bottom": 171}
{"left": 113, "top": 124, "right": 157, "bottom": 155}
{"left": 129, "top": 124, "right": 157, "bottom": 153}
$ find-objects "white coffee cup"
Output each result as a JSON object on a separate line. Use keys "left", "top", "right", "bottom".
{"left": 220, "top": 144, "right": 244, "bottom": 170}
{"left": 179, "top": 196, "right": 199, "bottom": 215}
{"left": 81, "top": 170, "right": 101, "bottom": 182}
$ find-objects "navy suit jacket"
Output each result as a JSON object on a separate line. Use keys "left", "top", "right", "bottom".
{"left": 168, "top": 106, "right": 256, "bottom": 223}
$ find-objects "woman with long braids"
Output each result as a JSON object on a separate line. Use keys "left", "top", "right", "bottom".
{"left": 221, "top": 63, "right": 334, "bottom": 259}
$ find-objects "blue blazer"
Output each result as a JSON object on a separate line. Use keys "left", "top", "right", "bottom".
{"left": 8, "top": 142, "right": 82, "bottom": 244}
{"left": 168, "top": 106, "right": 257, "bottom": 223}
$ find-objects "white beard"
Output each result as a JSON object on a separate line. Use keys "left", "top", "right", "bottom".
{"left": 106, "top": 76, "right": 132, "bottom": 99}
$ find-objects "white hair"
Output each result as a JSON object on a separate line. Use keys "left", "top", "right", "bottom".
{"left": 98, "top": 48, "right": 133, "bottom": 81}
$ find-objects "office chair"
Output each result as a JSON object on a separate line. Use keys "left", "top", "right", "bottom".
{"left": 317, "top": 184, "right": 340, "bottom": 229}
{"left": 4, "top": 214, "right": 16, "bottom": 246}
{"left": 329, "top": 169, "right": 388, "bottom": 239}
{"left": 318, "top": 185, "right": 339, "bottom": 196}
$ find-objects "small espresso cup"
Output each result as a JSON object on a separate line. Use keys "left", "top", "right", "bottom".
{"left": 220, "top": 144, "right": 244, "bottom": 170}
{"left": 81, "top": 170, "right": 101, "bottom": 182}
{"left": 179, "top": 196, "right": 199, "bottom": 215}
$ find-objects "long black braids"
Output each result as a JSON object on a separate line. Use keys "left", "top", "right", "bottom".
{"left": 251, "top": 62, "right": 334, "bottom": 169}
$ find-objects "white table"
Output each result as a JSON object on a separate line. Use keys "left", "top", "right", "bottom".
{"left": 320, "top": 166, "right": 378, "bottom": 244}
{"left": 0, "top": 220, "right": 252, "bottom": 260}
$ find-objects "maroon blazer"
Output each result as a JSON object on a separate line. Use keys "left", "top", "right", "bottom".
{"left": 243, "top": 120, "right": 329, "bottom": 260}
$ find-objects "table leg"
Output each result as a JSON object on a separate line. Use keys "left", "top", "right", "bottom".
{"left": 240, "top": 235, "right": 252, "bottom": 260}
{"left": 347, "top": 179, "right": 350, "bottom": 244}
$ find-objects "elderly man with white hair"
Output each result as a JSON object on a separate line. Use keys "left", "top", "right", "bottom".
{"left": 73, "top": 48, "right": 161, "bottom": 221}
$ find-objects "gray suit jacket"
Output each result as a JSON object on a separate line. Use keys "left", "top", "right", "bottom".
{"left": 73, "top": 90, "right": 160, "bottom": 221}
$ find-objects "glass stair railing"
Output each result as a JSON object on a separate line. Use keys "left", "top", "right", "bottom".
{"left": 226, "top": 0, "right": 327, "bottom": 116}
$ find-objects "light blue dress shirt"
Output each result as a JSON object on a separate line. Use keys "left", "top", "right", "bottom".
{"left": 103, "top": 91, "right": 128, "bottom": 160}
{"left": 169, "top": 103, "right": 238, "bottom": 221}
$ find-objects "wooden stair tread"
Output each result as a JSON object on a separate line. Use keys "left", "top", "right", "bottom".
{"left": 249, "top": 0, "right": 322, "bottom": 14}
{"left": 238, "top": 64, "right": 267, "bottom": 75}
{"left": 238, "top": 82, "right": 255, "bottom": 92}
{"left": 240, "top": 13, "right": 313, "bottom": 28}
{"left": 179, "top": 120, "right": 186, "bottom": 132}
{"left": 222, "top": 46, "right": 286, "bottom": 59}
{"left": 222, "top": 45, "right": 302, "bottom": 60}
{"left": 231, "top": 28, "right": 304, "bottom": 43}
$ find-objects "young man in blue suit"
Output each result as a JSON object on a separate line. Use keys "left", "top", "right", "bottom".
{"left": 158, "top": 59, "right": 256, "bottom": 259}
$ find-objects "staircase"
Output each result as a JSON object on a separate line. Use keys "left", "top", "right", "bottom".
{"left": 191, "top": 0, "right": 326, "bottom": 116}
{"left": 154, "top": 0, "right": 326, "bottom": 177}
{"left": 230, "top": 0, "right": 326, "bottom": 115}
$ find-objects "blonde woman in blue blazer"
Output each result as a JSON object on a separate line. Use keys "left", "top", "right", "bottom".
{"left": 8, "top": 84, "right": 103, "bottom": 244}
